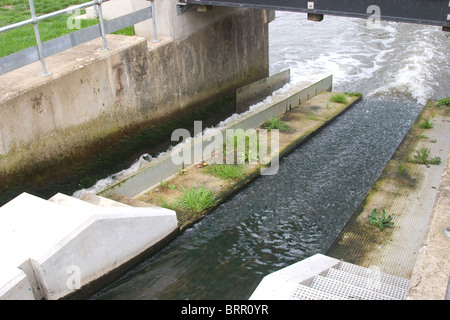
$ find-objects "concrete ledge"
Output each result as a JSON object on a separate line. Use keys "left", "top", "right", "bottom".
{"left": 0, "top": 192, "right": 177, "bottom": 300}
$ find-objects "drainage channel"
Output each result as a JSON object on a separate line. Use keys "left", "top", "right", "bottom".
{"left": 90, "top": 96, "right": 422, "bottom": 300}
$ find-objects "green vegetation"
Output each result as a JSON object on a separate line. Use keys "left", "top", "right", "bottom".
{"left": 437, "top": 97, "right": 450, "bottom": 106}
{"left": 411, "top": 147, "right": 441, "bottom": 165}
{"left": 160, "top": 180, "right": 176, "bottom": 189}
{"left": 176, "top": 186, "right": 216, "bottom": 213}
{"left": 396, "top": 164, "right": 404, "bottom": 176}
{"left": 307, "top": 113, "right": 322, "bottom": 121}
{"left": 418, "top": 118, "right": 434, "bottom": 129}
{"left": 0, "top": 0, "right": 134, "bottom": 58}
{"left": 368, "top": 208, "right": 394, "bottom": 231}
{"left": 329, "top": 93, "right": 347, "bottom": 104}
{"left": 206, "top": 164, "right": 246, "bottom": 180}
{"left": 224, "top": 131, "right": 261, "bottom": 163}
{"left": 344, "top": 91, "right": 363, "bottom": 98}
{"left": 261, "top": 116, "right": 291, "bottom": 131}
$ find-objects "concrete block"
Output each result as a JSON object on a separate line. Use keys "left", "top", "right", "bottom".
{"left": 0, "top": 193, "right": 96, "bottom": 299}
{"left": 0, "top": 193, "right": 96, "bottom": 270}
{"left": 44, "top": 192, "right": 178, "bottom": 299}
{"left": 33, "top": 205, "right": 178, "bottom": 299}
{"left": 0, "top": 192, "right": 178, "bottom": 299}
{"left": 0, "top": 267, "right": 34, "bottom": 300}
{"left": 81, "top": 193, "right": 131, "bottom": 207}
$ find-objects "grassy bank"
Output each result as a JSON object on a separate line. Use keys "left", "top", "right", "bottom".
{"left": 0, "top": 0, "right": 134, "bottom": 58}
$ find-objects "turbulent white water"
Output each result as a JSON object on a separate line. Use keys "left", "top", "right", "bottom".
{"left": 270, "top": 12, "right": 450, "bottom": 104}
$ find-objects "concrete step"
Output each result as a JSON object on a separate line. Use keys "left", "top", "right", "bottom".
{"left": 290, "top": 283, "right": 347, "bottom": 300}
{"left": 310, "top": 275, "right": 398, "bottom": 300}
{"left": 325, "top": 267, "right": 407, "bottom": 299}
{"left": 337, "top": 261, "right": 410, "bottom": 290}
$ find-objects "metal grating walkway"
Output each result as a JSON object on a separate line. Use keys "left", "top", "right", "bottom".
{"left": 250, "top": 254, "right": 410, "bottom": 300}
{"left": 288, "top": 260, "right": 409, "bottom": 300}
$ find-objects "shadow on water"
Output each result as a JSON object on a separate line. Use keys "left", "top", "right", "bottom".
{"left": 91, "top": 97, "right": 422, "bottom": 300}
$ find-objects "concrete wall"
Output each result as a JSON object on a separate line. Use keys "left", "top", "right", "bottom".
{"left": 0, "top": 5, "right": 272, "bottom": 186}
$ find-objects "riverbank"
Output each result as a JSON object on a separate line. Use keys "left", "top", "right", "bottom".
{"left": 327, "top": 99, "right": 450, "bottom": 299}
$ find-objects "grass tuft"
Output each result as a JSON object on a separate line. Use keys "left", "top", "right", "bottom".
{"left": 206, "top": 164, "right": 246, "bottom": 180}
{"left": 411, "top": 147, "right": 441, "bottom": 165}
{"left": 418, "top": 118, "right": 434, "bottom": 129}
{"left": 176, "top": 186, "right": 216, "bottom": 213}
{"left": 344, "top": 91, "right": 363, "bottom": 98}
{"left": 437, "top": 97, "right": 450, "bottom": 106}
{"left": 261, "top": 116, "right": 291, "bottom": 131}
{"left": 329, "top": 94, "right": 347, "bottom": 104}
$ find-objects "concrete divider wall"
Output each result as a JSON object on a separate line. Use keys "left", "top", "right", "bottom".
{"left": 236, "top": 69, "right": 291, "bottom": 113}
{"left": 100, "top": 75, "right": 333, "bottom": 199}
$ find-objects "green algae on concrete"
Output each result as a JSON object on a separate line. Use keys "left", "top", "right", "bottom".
{"left": 327, "top": 99, "right": 450, "bottom": 280}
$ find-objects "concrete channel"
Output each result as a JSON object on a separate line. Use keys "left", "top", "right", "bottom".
{"left": 2, "top": 74, "right": 364, "bottom": 299}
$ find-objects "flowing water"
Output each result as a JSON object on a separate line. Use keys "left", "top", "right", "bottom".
{"left": 90, "top": 12, "right": 450, "bottom": 300}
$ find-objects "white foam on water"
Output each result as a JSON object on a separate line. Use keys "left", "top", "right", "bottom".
{"left": 367, "top": 26, "right": 444, "bottom": 105}
{"left": 73, "top": 153, "right": 154, "bottom": 199}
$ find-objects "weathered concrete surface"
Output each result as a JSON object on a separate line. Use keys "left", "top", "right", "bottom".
{"left": 0, "top": 7, "right": 271, "bottom": 196}
{"left": 406, "top": 148, "right": 450, "bottom": 300}
{"left": 85, "top": 0, "right": 274, "bottom": 42}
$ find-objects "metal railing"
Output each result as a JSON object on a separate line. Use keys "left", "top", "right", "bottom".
{"left": 0, "top": 0, "right": 157, "bottom": 77}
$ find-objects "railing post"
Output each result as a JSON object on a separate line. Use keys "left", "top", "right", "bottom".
{"left": 150, "top": 0, "right": 158, "bottom": 42}
{"left": 95, "top": 0, "right": 110, "bottom": 51}
{"left": 28, "top": 0, "right": 51, "bottom": 77}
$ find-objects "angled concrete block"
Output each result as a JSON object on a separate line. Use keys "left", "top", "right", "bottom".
{"left": 0, "top": 193, "right": 95, "bottom": 300}
{"left": 0, "top": 267, "right": 34, "bottom": 300}
{"left": 43, "top": 193, "right": 178, "bottom": 299}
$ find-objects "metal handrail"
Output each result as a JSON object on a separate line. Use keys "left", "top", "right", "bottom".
{"left": 0, "top": 0, "right": 112, "bottom": 76}
{"left": 0, "top": 0, "right": 156, "bottom": 77}
{"left": 0, "top": 1, "right": 109, "bottom": 34}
